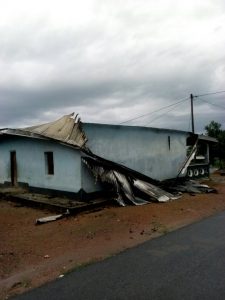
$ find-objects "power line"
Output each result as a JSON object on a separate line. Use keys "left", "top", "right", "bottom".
{"left": 144, "top": 99, "right": 189, "bottom": 126}
{"left": 196, "top": 98, "right": 225, "bottom": 110}
{"left": 119, "top": 96, "right": 189, "bottom": 125}
{"left": 195, "top": 90, "right": 225, "bottom": 98}
{"left": 118, "top": 89, "right": 225, "bottom": 126}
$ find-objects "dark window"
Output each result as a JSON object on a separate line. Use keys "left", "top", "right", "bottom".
{"left": 45, "top": 152, "right": 54, "bottom": 175}
{"left": 168, "top": 136, "right": 171, "bottom": 150}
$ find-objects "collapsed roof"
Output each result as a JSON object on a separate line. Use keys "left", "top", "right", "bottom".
{"left": 0, "top": 113, "right": 88, "bottom": 149}
{"left": 0, "top": 113, "right": 216, "bottom": 206}
{"left": 23, "top": 113, "right": 88, "bottom": 148}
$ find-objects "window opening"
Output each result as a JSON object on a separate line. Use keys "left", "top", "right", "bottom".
{"left": 45, "top": 152, "right": 54, "bottom": 175}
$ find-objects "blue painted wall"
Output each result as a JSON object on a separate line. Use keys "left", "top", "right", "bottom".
{"left": 0, "top": 136, "right": 81, "bottom": 193}
{"left": 81, "top": 156, "right": 102, "bottom": 193}
{"left": 83, "top": 123, "right": 189, "bottom": 181}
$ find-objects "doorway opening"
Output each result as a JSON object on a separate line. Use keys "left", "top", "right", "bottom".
{"left": 10, "top": 151, "right": 17, "bottom": 186}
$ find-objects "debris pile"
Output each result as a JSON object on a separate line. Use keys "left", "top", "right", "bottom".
{"left": 166, "top": 180, "right": 217, "bottom": 194}
{"left": 83, "top": 155, "right": 217, "bottom": 206}
{"left": 82, "top": 156, "right": 180, "bottom": 206}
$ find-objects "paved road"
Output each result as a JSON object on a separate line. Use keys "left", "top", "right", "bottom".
{"left": 14, "top": 212, "right": 225, "bottom": 300}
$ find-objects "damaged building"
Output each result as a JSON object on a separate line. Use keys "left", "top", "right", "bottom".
{"left": 0, "top": 113, "right": 217, "bottom": 205}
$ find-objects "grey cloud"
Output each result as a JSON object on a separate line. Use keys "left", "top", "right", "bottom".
{"left": 0, "top": 0, "right": 224, "bottom": 132}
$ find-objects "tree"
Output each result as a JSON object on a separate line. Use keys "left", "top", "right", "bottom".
{"left": 205, "top": 121, "right": 222, "bottom": 138}
{"left": 205, "top": 121, "right": 225, "bottom": 168}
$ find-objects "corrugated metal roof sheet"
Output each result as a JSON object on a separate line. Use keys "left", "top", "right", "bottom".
{"left": 23, "top": 113, "right": 88, "bottom": 148}
{"left": 198, "top": 134, "right": 218, "bottom": 143}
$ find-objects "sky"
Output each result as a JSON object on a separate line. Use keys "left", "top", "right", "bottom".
{"left": 0, "top": 0, "right": 224, "bottom": 133}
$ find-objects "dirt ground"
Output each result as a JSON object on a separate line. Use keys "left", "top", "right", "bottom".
{"left": 1, "top": 173, "right": 225, "bottom": 299}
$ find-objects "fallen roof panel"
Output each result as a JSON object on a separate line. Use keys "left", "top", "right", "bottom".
{"left": 23, "top": 113, "right": 88, "bottom": 148}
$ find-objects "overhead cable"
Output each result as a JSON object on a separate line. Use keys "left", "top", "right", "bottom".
{"left": 119, "top": 96, "right": 189, "bottom": 125}
{"left": 195, "top": 90, "right": 225, "bottom": 98}
{"left": 196, "top": 98, "right": 225, "bottom": 110}
{"left": 119, "top": 89, "right": 225, "bottom": 126}
{"left": 145, "top": 99, "right": 189, "bottom": 126}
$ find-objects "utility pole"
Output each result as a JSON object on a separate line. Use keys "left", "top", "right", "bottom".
{"left": 190, "top": 93, "right": 195, "bottom": 133}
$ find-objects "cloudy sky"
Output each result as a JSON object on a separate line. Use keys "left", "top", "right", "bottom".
{"left": 0, "top": 0, "right": 224, "bottom": 133}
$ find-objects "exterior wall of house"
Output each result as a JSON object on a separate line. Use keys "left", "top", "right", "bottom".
{"left": 0, "top": 135, "right": 81, "bottom": 193}
{"left": 83, "top": 123, "right": 189, "bottom": 181}
{"left": 81, "top": 157, "right": 102, "bottom": 193}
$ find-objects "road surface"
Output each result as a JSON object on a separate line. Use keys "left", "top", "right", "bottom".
{"left": 14, "top": 211, "right": 225, "bottom": 299}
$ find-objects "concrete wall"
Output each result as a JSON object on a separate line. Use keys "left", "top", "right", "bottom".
{"left": 81, "top": 156, "right": 102, "bottom": 193}
{"left": 0, "top": 136, "right": 81, "bottom": 193}
{"left": 83, "top": 123, "right": 189, "bottom": 181}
